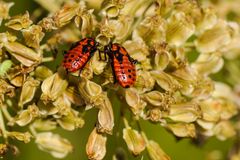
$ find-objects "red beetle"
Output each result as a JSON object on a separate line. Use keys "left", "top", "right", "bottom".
{"left": 104, "top": 43, "right": 137, "bottom": 88}
{"left": 62, "top": 37, "right": 98, "bottom": 73}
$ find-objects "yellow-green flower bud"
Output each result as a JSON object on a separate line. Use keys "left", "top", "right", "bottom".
{"left": 0, "top": 60, "right": 13, "bottom": 77}
{"left": 34, "top": 66, "right": 53, "bottom": 81}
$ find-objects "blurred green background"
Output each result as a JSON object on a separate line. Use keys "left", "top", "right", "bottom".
{"left": 2, "top": 0, "right": 235, "bottom": 160}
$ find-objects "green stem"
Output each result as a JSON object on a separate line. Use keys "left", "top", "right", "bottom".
{"left": 42, "top": 57, "right": 54, "bottom": 62}
{"left": 29, "top": 125, "right": 37, "bottom": 137}
{"left": 0, "top": 106, "right": 8, "bottom": 142}
{"left": 1, "top": 105, "right": 13, "bottom": 123}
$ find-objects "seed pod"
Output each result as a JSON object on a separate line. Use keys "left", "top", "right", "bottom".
{"left": 123, "top": 40, "right": 149, "bottom": 62}
{"left": 38, "top": 17, "right": 57, "bottom": 31}
{"left": 4, "top": 42, "right": 42, "bottom": 67}
{"left": 165, "top": 102, "right": 201, "bottom": 123}
{"left": 199, "top": 99, "right": 221, "bottom": 122}
{"left": 15, "top": 104, "right": 39, "bottom": 126}
{"left": 101, "top": 0, "right": 125, "bottom": 18}
{"left": 147, "top": 108, "right": 162, "bottom": 122}
{"left": 5, "top": 11, "right": 32, "bottom": 30}
{"left": 195, "top": 7, "right": 217, "bottom": 34}
{"left": 166, "top": 11, "right": 195, "bottom": 46}
{"left": 96, "top": 92, "right": 114, "bottom": 134}
{"left": 74, "top": 5, "right": 94, "bottom": 37}
{"left": 134, "top": 70, "right": 155, "bottom": 94}
{"left": 57, "top": 108, "right": 84, "bottom": 131}
{"left": 32, "top": 119, "right": 57, "bottom": 131}
{"left": 134, "top": 15, "right": 166, "bottom": 46}
{"left": 123, "top": 127, "right": 146, "bottom": 156}
{"left": 166, "top": 123, "right": 196, "bottom": 138}
{"left": 41, "top": 73, "right": 68, "bottom": 104}
{"left": 78, "top": 78, "right": 103, "bottom": 106}
{"left": 22, "top": 25, "right": 45, "bottom": 48}
{"left": 7, "top": 131, "right": 32, "bottom": 143}
{"left": 213, "top": 121, "right": 236, "bottom": 141}
{"left": 0, "top": 143, "right": 8, "bottom": 156}
{"left": 191, "top": 52, "right": 224, "bottom": 76}
{"left": 53, "top": 2, "right": 80, "bottom": 28}
{"left": 19, "top": 77, "right": 40, "bottom": 107}
{"left": 86, "top": 128, "right": 107, "bottom": 160}
{"left": 142, "top": 91, "right": 164, "bottom": 107}
{"left": 89, "top": 52, "right": 107, "bottom": 75}
{"left": 0, "top": 79, "right": 15, "bottom": 105}
{"left": 150, "top": 70, "right": 181, "bottom": 92}
{"left": 195, "top": 20, "right": 232, "bottom": 53}
{"left": 112, "top": 16, "right": 134, "bottom": 42}
{"left": 125, "top": 88, "right": 146, "bottom": 116}
{"left": 154, "top": 43, "right": 170, "bottom": 71}
{"left": 64, "top": 86, "right": 84, "bottom": 106}
{"left": 146, "top": 139, "right": 170, "bottom": 160}
{"left": 0, "top": 1, "right": 14, "bottom": 25}
{"left": 34, "top": 66, "right": 53, "bottom": 81}
{"left": 35, "top": 132, "right": 73, "bottom": 158}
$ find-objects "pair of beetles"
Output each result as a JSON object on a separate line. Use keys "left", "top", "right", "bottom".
{"left": 62, "top": 38, "right": 137, "bottom": 88}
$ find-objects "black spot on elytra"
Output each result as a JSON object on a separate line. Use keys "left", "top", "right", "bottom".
{"left": 71, "top": 54, "right": 74, "bottom": 58}
{"left": 128, "top": 69, "right": 131, "bottom": 72}
{"left": 128, "top": 75, "right": 132, "bottom": 78}
{"left": 68, "top": 59, "right": 72, "bottom": 62}
{"left": 82, "top": 46, "right": 89, "bottom": 53}
{"left": 114, "top": 52, "right": 123, "bottom": 63}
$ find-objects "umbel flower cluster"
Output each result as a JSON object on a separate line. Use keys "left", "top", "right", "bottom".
{"left": 0, "top": 0, "right": 240, "bottom": 159}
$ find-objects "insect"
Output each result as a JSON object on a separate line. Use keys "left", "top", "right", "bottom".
{"left": 104, "top": 43, "right": 137, "bottom": 88}
{"left": 62, "top": 37, "right": 98, "bottom": 73}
